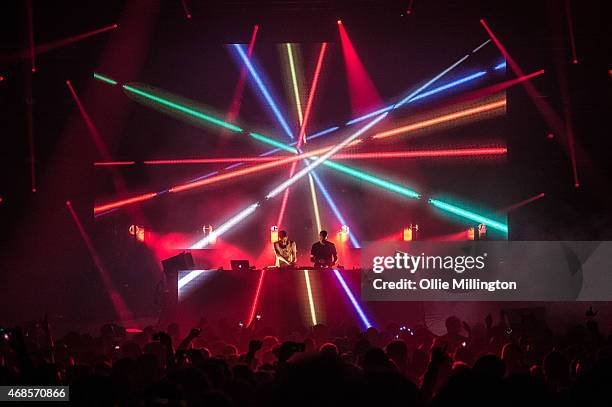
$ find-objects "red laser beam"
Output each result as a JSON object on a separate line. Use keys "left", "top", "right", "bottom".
{"left": 109, "top": 147, "right": 506, "bottom": 166}
{"left": 247, "top": 269, "right": 266, "bottom": 326}
{"left": 450, "top": 69, "right": 545, "bottom": 106}
{"left": 180, "top": 0, "right": 192, "bottom": 19}
{"left": 94, "top": 145, "right": 333, "bottom": 214}
{"left": 480, "top": 18, "right": 580, "bottom": 188}
{"left": 565, "top": 0, "right": 578, "bottom": 64}
{"left": 94, "top": 161, "right": 136, "bottom": 166}
{"left": 338, "top": 21, "right": 383, "bottom": 115}
{"left": 26, "top": 0, "right": 35, "bottom": 72}
{"left": 499, "top": 192, "right": 545, "bottom": 212}
{"left": 223, "top": 25, "right": 259, "bottom": 133}
{"left": 299, "top": 42, "right": 328, "bottom": 144}
{"left": 25, "top": 74, "right": 36, "bottom": 192}
{"left": 2, "top": 24, "right": 118, "bottom": 61}
{"left": 67, "top": 80, "right": 132, "bottom": 194}
{"left": 66, "top": 201, "right": 132, "bottom": 324}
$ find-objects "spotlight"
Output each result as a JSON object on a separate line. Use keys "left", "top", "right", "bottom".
{"left": 338, "top": 225, "right": 350, "bottom": 243}
{"left": 128, "top": 224, "right": 146, "bottom": 242}
{"left": 403, "top": 224, "right": 419, "bottom": 241}
{"left": 477, "top": 224, "right": 487, "bottom": 240}
{"left": 270, "top": 226, "right": 279, "bottom": 243}
{"left": 202, "top": 225, "right": 217, "bottom": 245}
{"left": 547, "top": 133, "right": 555, "bottom": 139}
{"left": 337, "top": 20, "right": 342, "bottom": 25}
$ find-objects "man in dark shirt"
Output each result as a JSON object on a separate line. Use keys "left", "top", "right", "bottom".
{"left": 310, "top": 230, "right": 337, "bottom": 267}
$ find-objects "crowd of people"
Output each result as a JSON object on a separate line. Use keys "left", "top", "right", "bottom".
{"left": 1, "top": 310, "right": 610, "bottom": 406}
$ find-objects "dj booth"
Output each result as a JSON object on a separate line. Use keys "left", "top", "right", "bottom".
{"left": 159, "top": 252, "right": 424, "bottom": 332}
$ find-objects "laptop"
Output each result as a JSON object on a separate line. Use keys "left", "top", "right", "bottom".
{"left": 230, "top": 260, "right": 251, "bottom": 271}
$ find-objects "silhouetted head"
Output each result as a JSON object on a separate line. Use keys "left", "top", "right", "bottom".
{"left": 319, "top": 230, "right": 328, "bottom": 242}
{"left": 279, "top": 230, "right": 288, "bottom": 243}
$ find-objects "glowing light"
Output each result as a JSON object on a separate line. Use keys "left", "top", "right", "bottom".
{"left": 304, "top": 270, "right": 318, "bottom": 325}
{"left": 93, "top": 72, "right": 118, "bottom": 85}
{"left": 333, "top": 269, "right": 372, "bottom": 329}
{"left": 233, "top": 43, "right": 294, "bottom": 139}
{"left": 128, "top": 224, "right": 146, "bottom": 242}
{"left": 408, "top": 71, "right": 487, "bottom": 102}
{"left": 373, "top": 99, "right": 506, "bottom": 139}
{"left": 308, "top": 175, "right": 322, "bottom": 233}
{"left": 338, "top": 21, "right": 383, "bottom": 114}
{"left": 338, "top": 225, "right": 349, "bottom": 243}
{"left": 94, "top": 161, "right": 135, "bottom": 166}
{"left": 500, "top": 192, "right": 546, "bottom": 212}
{"left": 428, "top": 198, "right": 508, "bottom": 233}
{"left": 250, "top": 132, "right": 298, "bottom": 152}
{"left": 203, "top": 225, "right": 217, "bottom": 244}
{"left": 394, "top": 53, "right": 471, "bottom": 108}
{"left": 123, "top": 84, "right": 243, "bottom": 132}
{"left": 270, "top": 225, "right": 279, "bottom": 243}
{"left": 94, "top": 192, "right": 157, "bottom": 215}
{"left": 332, "top": 147, "right": 507, "bottom": 160}
{"left": 190, "top": 202, "right": 260, "bottom": 249}
{"left": 321, "top": 160, "right": 420, "bottom": 199}
{"left": 178, "top": 269, "right": 213, "bottom": 290}
{"left": 299, "top": 42, "right": 328, "bottom": 144}
{"left": 307, "top": 126, "right": 340, "bottom": 140}
{"left": 265, "top": 113, "right": 387, "bottom": 199}
{"left": 247, "top": 269, "right": 266, "bottom": 326}
{"left": 403, "top": 227, "right": 413, "bottom": 241}
{"left": 494, "top": 61, "right": 506, "bottom": 70}
{"left": 286, "top": 43, "right": 304, "bottom": 125}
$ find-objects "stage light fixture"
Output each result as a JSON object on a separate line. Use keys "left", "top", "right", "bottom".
{"left": 333, "top": 269, "right": 372, "bottom": 329}
{"left": 128, "top": 224, "right": 146, "bottom": 242}
{"left": 190, "top": 203, "right": 260, "bottom": 249}
{"left": 428, "top": 198, "right": 508, "bottom": 234}
{"left": 270, "top": 226, "right": 279, "bottom": 243}
{"left": 233, "top": 44, "right": 294, "bottom": 139}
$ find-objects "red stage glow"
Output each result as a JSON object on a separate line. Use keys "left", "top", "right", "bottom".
{"left": 66, "top": 201, "right": 132, "bottom": 324}
{"left": 338, "top": 21, "right": 383, "bottom": 115}
{"left": 373, "top": 99, "right": 506, "bottom": 139}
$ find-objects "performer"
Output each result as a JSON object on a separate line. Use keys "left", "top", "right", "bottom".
{"left": 273, "top": 230, "right": 297, "bottom": 267}
{"left": 310, "top": 230, "right": 337, "bottom": 267}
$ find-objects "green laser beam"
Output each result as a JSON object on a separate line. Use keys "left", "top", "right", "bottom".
{"left": 429, "top": 198, "right": 508, "bottom": 233}
{"left": 123, "top": 84, "right": 243, "bottom": 133}
{"left": 93, "top": 72, "right": 118, "bottom": 85}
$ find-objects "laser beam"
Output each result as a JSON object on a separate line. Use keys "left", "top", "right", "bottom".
{"left": 233, "top": 43, "right": 294, "bottom": 139}
{"left": 428, "top": 198, "right": 508, "bottom": 233}
{"left": 373, "top": 99, "right": 506, "bottom": 139}
{"left": 333, "top": 269, "right": 372, "bottom": 329}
